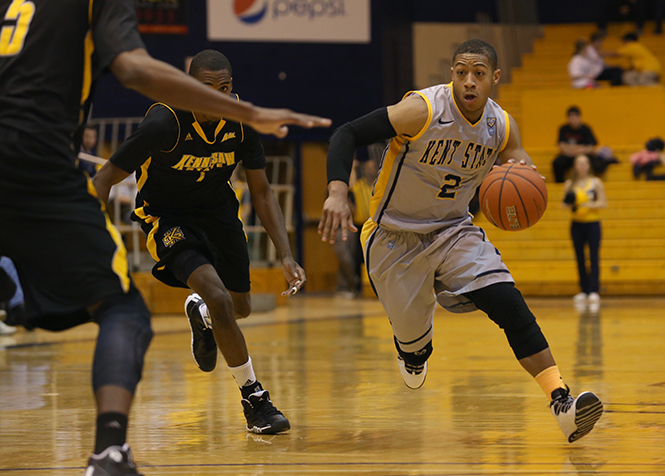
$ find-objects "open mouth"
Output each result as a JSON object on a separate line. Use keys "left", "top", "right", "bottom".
{"left": 463, "top": 92, "right": 477, "bottom": 104}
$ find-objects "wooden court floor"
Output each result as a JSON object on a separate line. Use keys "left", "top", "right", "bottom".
{"left": 1, "top": 296, "right": 664, "bottom": 475}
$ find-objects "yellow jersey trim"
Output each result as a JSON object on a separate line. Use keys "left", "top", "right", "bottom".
{"left": 402, "top": 90, "right": 433, "bottom": 142}
{"left": 359, "top": 218, "right": 378, "bottom": 258}
{"left": 447, "top": 82, "right": 485, "bottom": 127}
{"left": 86, "top": 177, "right": 130, "bottom": 293}
{"left": 146, "top": 103, "right": 180, "bottom": 153}
{"left": 134, "top": 206, "right": 160, "bottom": 262}
{"left": 498, "top": 110, "right": 510, "bottom": 153}
{"left": 192, "top": 113, "right": 226, "bottom": 144}
{"left": 137, "top": 157, "right": 151, "bottom": 191}
{"left": 369, "top": 135, "right": 406, "bottom": 218}
{"left": 80, "top": 0, "right": 94, "bottom": 104}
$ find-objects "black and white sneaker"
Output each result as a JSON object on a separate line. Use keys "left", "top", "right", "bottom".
{"left": 84, "top": 444, "right": 142, "bottom": 476}
{"left": 550, "top": 387, "right": 603, "bottom": 442}
{"left": 241, "top": 390, "right": 290, "bottom": 434}
{"left": 184, "top": 293, "right": 217, "bottom": 372}
{"left": 397, "top": 356, "right": 428, "bottom": 389}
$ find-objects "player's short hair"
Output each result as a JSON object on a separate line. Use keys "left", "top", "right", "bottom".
{"left": 567, "top": 106, "right": 581, "bottom": 116}
{"left": 189, "top": 50, "right": 232, "bottom": 77}
{"left": 452, "top": 39, "right": 498, "bottom": 70}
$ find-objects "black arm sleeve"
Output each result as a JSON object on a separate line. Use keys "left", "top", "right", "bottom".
{"left": 110, "top": 105, "right": 179, "bottom": 173}
{"left": 327, "top": 107, "right": 397, "bottom": 185}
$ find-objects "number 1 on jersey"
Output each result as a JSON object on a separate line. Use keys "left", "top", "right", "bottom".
{"left": 0, "top": 0, "right": 35, "bottom": 56}
{"left": 437, "top": 173, "right": 462, "bottom": 200}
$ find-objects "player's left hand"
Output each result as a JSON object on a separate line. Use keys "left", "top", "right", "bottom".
{"left": 281, "top": 257, "right": 306, "bottom": 296}
{"left": 498, "top": 159, "right": 546, "bottom": 181}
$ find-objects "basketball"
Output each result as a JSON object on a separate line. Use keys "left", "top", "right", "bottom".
{"left": 479, "top": 163, "right": 548, "bottom": 231}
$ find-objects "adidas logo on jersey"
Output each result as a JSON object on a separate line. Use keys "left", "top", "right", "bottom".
{"left": 221, "top": 132, "right": 236, "bottom": 142}
{"left": 185, "top": 133, "right": 193, "bottom": 141}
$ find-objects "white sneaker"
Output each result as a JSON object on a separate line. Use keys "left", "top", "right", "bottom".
{"left": 550, "top": 387, "right": 603, "bottom": 443}
{"left": 397, "top": 356, "right": 428, "bottom": 389}
{"left": 572, "top": 293, "right": 588, "bottom": 305}
{"left": 588, "top": 293, "right": 600, "bottom": 304}
{"left": 0, "top": 319, "right": 17, "bottom": 335}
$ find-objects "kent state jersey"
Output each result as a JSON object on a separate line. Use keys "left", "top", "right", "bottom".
{"left": 370, "top": 83, "right": 509, "bottom": 234}
{"left": 110, "top": 99, "right": 266, "bottom": 219}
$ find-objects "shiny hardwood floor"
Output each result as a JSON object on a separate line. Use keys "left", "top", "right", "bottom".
{"left": 1, "top": 296, "right": 664, "bottom": 475}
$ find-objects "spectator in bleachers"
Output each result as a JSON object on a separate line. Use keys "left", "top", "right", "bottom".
{"left": 587, "top": 32, "right": 624, "bottom": 86}
{"left": 553, "top": 107, "right": 599, "bottom": 183}
{"left": 78, "top": 125, "right": 99, "bottom": 177}
{"left": 630, "top": 137, "right": 665, "bottom": 179}
{"left": 568, "top": 35, "right": 623, "bottom": 88}
{"left": 619, "top": 32, "right": 661, "bottom": 85}
{"left": 562, "top": 155, "right": 607, "bottom": 312}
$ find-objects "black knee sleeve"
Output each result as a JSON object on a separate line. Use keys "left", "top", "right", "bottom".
{"left": 394, "top": 337, "right": 433, "bottom": 367}
{"left": 466, "top": 283, "right": 549, "bottom": 360}
{"left": 92, "top": 288, "right": 153, "bottom": 393}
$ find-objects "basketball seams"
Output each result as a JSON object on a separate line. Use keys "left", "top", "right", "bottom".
{"left": 480, "top": 164, "right": 548, "bottom": 231}
{"left": 496, "top": 165, "right": 511, "bottom": 230}
{"left": 506, "top": 168, "right": 547, "bottom": 202}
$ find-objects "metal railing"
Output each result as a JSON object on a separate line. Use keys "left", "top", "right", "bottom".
{"left": 85, "top": 117, "right": 296, "bottom": 270}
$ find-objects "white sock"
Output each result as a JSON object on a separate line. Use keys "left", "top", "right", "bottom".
{"left": 229, "top": 356, "right": 257, "bottom": 388}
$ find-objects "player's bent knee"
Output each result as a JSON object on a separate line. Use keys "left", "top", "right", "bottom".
{"left": 233, "top": 296, "right": 251, "bottom": 319}
{"left": 394, "top": 337, "right": 433, "bottom": 367}
{"left": 91, "top": 288, "right": 153, "bottom": 393}
{"left": 466, "top": 283, "right": 549, "bottom": 359}
{"left": 205, "top": 290, "right": 235, "bottom": 325}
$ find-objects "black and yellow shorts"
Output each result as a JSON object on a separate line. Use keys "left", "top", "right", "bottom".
{"left": 0, "top": 127, "right": 132, "bottom": 329}
{"left": 132, "top": 206, "right": 251, "bottom": 293}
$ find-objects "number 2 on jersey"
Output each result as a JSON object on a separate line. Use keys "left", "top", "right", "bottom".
{"left": 437, "top": 173, "right": 462, "bottom": 200}
{"left": 0, "top": 0, "right": 35, "bottom": 56}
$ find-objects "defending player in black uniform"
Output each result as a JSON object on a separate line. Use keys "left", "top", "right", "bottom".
{"left": 0, "top": 0, "right": 328, "bottom": 473}
{"left": 93, "top": 50, "right": 303, "bottom": 436}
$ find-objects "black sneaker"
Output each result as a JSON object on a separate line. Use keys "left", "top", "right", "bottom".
{"left": 550, "top": 386, "right": 603, "bottom": 443}
{"left": 84, "top": 444, "right": 142, "bottom": 475}
{"left": 241, "top": 390, "right": 290, "bottom": 434}
{"left": 184, "top": 293, "right": 217, "bottom": 372}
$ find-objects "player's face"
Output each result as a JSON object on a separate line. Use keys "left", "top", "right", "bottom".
{"left": 450, "top": 54, "right": 500, "bottom": 123}
{"left": 194, "top": 68, "right": 233, "bottom": 121}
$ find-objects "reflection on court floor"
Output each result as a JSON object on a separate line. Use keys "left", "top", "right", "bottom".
{"left": 1, "top": 297, "right": 664, "bottom": 475}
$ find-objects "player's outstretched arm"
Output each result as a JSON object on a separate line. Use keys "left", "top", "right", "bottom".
{"left": 92, "top": 161, "right": 131, "bottom": 206}
{"left": 110, "top": 49, "right": 331, "bottom": 138}
{"left": 245, "top": 169, "right": 305, "bottom": 296}
{"left": 319, "top": 94, "right": 428, "bottom": 243}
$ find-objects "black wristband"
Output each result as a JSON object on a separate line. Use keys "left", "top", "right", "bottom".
{"left": 327, "top": 107, "right": 397, "bottom": 184}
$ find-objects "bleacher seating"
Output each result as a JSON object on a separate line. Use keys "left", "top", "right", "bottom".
{"left": 476, "top": 23, "right": 665, "bottom": 296}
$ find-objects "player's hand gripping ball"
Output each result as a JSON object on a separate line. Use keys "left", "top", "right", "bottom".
{"left": 479, "top": 163, "right": 548, "bottom": 231}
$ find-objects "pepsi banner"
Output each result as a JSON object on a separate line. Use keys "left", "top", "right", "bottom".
{"left": 207, "top": 0, "right": 370, "bottom": 43}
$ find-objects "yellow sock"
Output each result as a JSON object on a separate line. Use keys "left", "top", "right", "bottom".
{"left": 535, "top": 365, "right": 566, "bottom": 399}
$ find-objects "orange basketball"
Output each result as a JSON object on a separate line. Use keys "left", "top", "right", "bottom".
{"left": 478, "top": 163, "right": 548, "bottom": 231}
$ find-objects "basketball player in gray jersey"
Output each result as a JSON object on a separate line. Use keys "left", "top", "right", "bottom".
{"left": 319, "top": 40, "right": 603, "bottom": 443}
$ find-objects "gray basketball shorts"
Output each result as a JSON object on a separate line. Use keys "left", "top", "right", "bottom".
{"left": 362, "top": 216, "right": 514, "bottom": 352}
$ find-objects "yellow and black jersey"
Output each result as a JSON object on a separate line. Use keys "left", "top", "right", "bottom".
{"left": 0, "top": 0, "right": 144, "bottom": 155}
{"left": 110, "top": 99, "right": 266, "bottom": 221}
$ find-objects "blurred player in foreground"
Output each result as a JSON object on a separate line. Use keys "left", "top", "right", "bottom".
{"left": 0, "top": 1, "right": 329, "bottom": 474}
{"left": 319, "top": 39, "right": 602, "bottom": 443}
